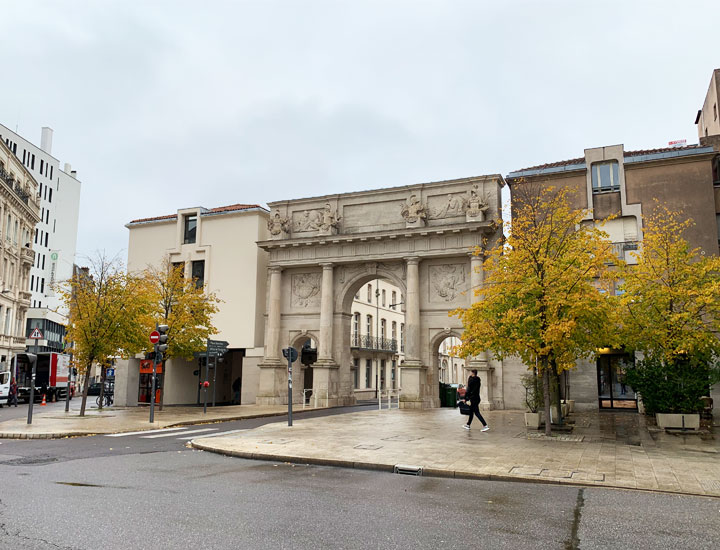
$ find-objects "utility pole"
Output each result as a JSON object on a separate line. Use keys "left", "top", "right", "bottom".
{"left": 375, "top": 279, "right": 380, "bottom": 400}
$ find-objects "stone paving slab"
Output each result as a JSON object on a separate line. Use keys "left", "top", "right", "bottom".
{"left": 0, "top": 403, "right": 320, "bottom": 438}
{"left": 191, "top": 408, "right": 720, "bottom": 498}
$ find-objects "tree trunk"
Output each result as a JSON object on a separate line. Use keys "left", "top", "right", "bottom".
{"left": 79, "top": 363, "right": 92, "bottom": 416}
{"left": 98, "top": 366, "right": 106, "bottom": 410}
{"left": 542, "top": 359, "right": 552, "bottom": 436}
{"left": 551, "top": 360, "right": 563, "bottom": 426}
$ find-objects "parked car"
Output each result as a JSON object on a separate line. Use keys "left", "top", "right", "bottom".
{"left": 87, "top": 382, "right": 103, "bottom": 396}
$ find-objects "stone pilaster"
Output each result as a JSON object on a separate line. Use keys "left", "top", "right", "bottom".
{"left": 317, "top": 263, "right": 335, "bottom": 366}
{"left": 399, "top": 256, "right": 426, "bottom": 408}
{"left": 468, "top": 250, "right": 494, "bottom": 410}
{"left": 257, "top": 266, "right": 284, "bottom": 405}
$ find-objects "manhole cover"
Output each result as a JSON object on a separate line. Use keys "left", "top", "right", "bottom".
{"left": 381, "top": 435, "right": 424, "bottom": 442}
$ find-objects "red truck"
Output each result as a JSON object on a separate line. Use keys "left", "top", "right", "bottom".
{"left": 15, "top": 352, "right": 74, "bottom": 402}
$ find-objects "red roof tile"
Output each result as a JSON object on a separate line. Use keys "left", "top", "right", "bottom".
{"left": 128, "top": 203, "right": 262, "bottom": 224}
{"left": 511, "top": 144, "right": 710, "bottom": 174}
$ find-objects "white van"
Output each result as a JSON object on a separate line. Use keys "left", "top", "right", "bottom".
{"left": 0, "top": 371, "right": 10, "bottom": 406}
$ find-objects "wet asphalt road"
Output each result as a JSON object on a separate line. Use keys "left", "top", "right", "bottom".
{"left": 0, "top": 404, "right": 718, "bottom": 549}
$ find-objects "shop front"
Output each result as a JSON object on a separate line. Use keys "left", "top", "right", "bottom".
{"left": 138, "top": 359, "right": 162, "bottom": 405}
{"left": 597, "top": 352, "right": 637, "bottom": 410}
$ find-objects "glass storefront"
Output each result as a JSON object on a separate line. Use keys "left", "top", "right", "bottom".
{"left": 597, "top": 353, "right": 637, "bottom": 410}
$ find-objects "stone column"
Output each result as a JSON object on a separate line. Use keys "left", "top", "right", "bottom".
{"left": 257, "top": 266, "right": 285, "bottom": 405}
{"left": 265, "top": 266, "right": 283, "bottom": 364}
{"left": 314, "top": 263, "right": 338, "bottom": 406}
{"left": 399, "top": 257, "right": 425, "bottom": 408}
{"left": 468, "top": 251, "right": 494, "bottom": 410}
{"left": 317, "top": 263, "right": 335, "bottom": 364}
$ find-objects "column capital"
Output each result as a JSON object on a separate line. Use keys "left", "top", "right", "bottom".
{"left": 319, "top": 262, "right": 334, "bottom": 269}
{"left": 468, "top": 249, "right": 485, "bottom": 260}
{"left": 269, "top": 265, "right": 283, "bottom": 274}
{"left": 404, "top": 256, "right": 420, "bottom": 266}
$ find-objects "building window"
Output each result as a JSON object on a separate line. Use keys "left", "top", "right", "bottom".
{"left": 191, "top": 260, "right": 204, "bottom": 288}
{"left": 380, "top": 359, "right": 386, "bottom": 390}
{"left": 4, "top": 308, "right": 11, "bottom": 335}
{"left": 353, "top": 313, "right": 360, "bottom": 342}
{"left": 380, "top": 318, "right": 386, "bottom": 340}
{"left": 381, "top": 289, "right": 386, "bottom": 307}
{"left": 44, "top": 232, "right": 48, "bottom": 247}
{"left": 172, "top": 262, "right": 184, "bottom": 277}
{"left": 400, "top": 323, "right": 405, "bottom": 352}
{"left": 365, "top": 359, "right": 372, "bottom": 388}
{"left": 353, "top": 358, "right": 359, "bottom": 389}
{"left": 714, "top": 103, "right": 718, "bottom": 121}
{"left": 391, "top": 291, "right": 397, "bottom": 309}
{"left": 184, "top": 214, "right": 197, "bottom": 244}
{"left": 366, "top": 315, "right": 372, "bottom": 337}
{"left": 391, "top": 321, "right": 397, "bottom": 341}
{"left": 391, "top": 360, "right": 396, "bottom": 389}
{"left": 367, "top": 284, "right": 372, "bottom": 303}
{"left": 591, "top": 161, "right": 620, "bottom": 193}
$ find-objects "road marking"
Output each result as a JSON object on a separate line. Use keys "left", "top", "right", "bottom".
{"left": 142, "top": 428, "right": 218, "bottom": 439}
{"left": 105, "top": 427, "right": 188, "bottom": 437}
{"left": 177, "top": 429, "right": 248, "bottom": 440}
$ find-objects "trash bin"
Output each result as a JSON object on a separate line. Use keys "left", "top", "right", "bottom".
{"left": 438, "top": 382, "right": 448, "bottom": 407}
{"left": 446, "top": 384, "right": 459, "bottom": 408}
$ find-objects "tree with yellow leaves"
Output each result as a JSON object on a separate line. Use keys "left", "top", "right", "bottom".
{"left": 142, "top": 258, "right": 220, "bottom": 409}
{"left": 456, "top": 184, "right": 619, "bottom": 435}
{"left": 58, "top": 255, "right": 153, "bottom": 416}
{"left": 620, "top": 205, "right": 720, "bottom": 414}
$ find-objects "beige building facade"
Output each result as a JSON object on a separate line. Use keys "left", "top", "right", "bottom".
{"left": 349, "top": 278, "right": 405, "bottom": 400}
{"left": 256, "top": 175, "right": 508, "bottom": 410}
{"left": 696, "top": 68, "right": 720, "bottom": 140}
{"left": 115, "top": 203, "right": 269, "bottom": 407}
{"left": 0, "top": 138, "right": 40, "bottom": 374}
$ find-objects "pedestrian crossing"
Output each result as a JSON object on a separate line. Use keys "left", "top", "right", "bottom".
{"left": 105, "top": 426, "right": 247, "bottom": 440}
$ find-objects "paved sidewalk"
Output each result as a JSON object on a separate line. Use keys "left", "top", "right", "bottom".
{"left": 0, "top": 403, "right": 315, "bottom": 439}
{"left": 191, "top": 408, "right": 720, "bottom": 497}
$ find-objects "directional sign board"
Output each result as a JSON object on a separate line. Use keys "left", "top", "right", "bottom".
{"left": 206, "top": 339, "right": 229, "bottom": 357}
{"left": 29, "top": 328, "right": 44, "bottom": 339}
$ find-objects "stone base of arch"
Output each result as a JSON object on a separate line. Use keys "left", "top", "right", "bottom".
{"left": 399, "top": 363, "right": 440, "bottom": 409}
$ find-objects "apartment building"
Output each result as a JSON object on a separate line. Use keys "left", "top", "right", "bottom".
{"left": 0, "top": 124, "right": 81, "bottom": 351}
{"left": 0, "top": 138, "right": 41, "bottom": 373}
{"left": 115, "top": 203, "right": 269, "bottom": 407}
{"left": 349, "top": 279, "right": 405, "bottom": 399}
{"left": 505, "top": 142, "right": 719, "bottom": 411}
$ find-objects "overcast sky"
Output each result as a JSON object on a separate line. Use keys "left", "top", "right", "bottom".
{"left": 2, "top": 1, "right": 718, "bottom": 261}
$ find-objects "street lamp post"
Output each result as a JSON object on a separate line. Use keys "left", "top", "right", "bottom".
{"left": 375, "top": 279, "right": 380, "bottom": 400}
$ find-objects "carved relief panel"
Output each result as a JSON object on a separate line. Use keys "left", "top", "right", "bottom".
{"left": 291, "top": 272, "right": 322, "bottom": 308}
{"left": 428, "top": 263, "right": 467, "bottom": 303}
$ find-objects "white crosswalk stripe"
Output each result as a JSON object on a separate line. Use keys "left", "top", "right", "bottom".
{"left": 105, "top": 427, "right": 188, "bottom": 437}
{"left": 177, "top": 429, "right": 248, "bottom": 440}
{"left": 141, "top": 427, "right": 218, "bottom": 439}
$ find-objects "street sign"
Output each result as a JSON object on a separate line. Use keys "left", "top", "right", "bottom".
{"left": 206, "top": 339, "right": 229, "bottom": 357}
{"left": 149, "top": 330, "right": 160, "bottom": 344}
{"left": 29, "top": 328, "right": 43, "bottom": 339}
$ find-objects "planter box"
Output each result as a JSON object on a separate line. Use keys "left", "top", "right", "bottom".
{"left": 655, "top": 413, "right": 700, "bottom": 431}
{"left": 524, "top": 412, "right": 543, "bottom": 429}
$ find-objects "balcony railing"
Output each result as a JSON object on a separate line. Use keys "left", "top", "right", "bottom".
{"left": 0, "top": 165, "right": 31, "bottom": 205}
{"left": 351, "top": 334, "right": 398, "bottom": 352}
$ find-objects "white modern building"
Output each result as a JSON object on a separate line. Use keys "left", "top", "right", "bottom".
{"left": 116, "top": 203, "right": 270, "bottom": 407}
{"left": 0, "top": 138, "right": 41, "bottom": 372}
{"left": 349, "top": 279, "right": 405, "bottom": 400}
{"left": 0, "top": 124, "right": 81, "bottom": 351}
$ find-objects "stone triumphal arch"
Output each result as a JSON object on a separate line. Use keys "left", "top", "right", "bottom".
{"left": 256, "top": 175, "right": 505, "bottom": 409}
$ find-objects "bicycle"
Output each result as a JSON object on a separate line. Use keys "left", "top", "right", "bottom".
{"left": 96, "top": 392, "right": 114, "bottom": 408}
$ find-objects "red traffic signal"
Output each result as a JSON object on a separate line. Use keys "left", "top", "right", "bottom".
{"left": 149, "top": 331, "right": 160, "bottom": 344}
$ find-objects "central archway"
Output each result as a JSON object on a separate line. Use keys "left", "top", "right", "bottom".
{"left": 255, "top": 175, "right": 505, "bottom": 409}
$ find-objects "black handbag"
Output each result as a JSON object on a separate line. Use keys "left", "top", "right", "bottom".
{"left": 458, "top": 401, "right": 471, "bottom": 415}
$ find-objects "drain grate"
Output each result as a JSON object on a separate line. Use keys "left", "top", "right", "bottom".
{"left": 394, "top": 464, "right": 423, "bottom": 476}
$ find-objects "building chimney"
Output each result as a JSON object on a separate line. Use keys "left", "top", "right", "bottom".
{"left": 64, "top": 163, "right": 71, "bottom": 173}
{"left": 71, "top": 170, "right": 77, "bottom": 178}
{"left": 40, "top": 127, "right": 53, "bottom": 154}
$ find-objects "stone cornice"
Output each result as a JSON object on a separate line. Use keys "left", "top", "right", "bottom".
{"left": 258, "top": 219, "right": 497, "bottom": 251}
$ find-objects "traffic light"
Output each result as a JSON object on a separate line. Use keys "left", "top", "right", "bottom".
{"left": 157, "top": 324, "right": 169, "bottom": 354}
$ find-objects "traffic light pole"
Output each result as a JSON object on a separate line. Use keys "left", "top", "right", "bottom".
{"left": 287, "top": 351, "right": 293, "bottom": 427}
{"left": 203, "top": 338, "right": 209, "bottom": 414}
{"left": 149, "top": 340, "right": 158, "bottom": 423}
